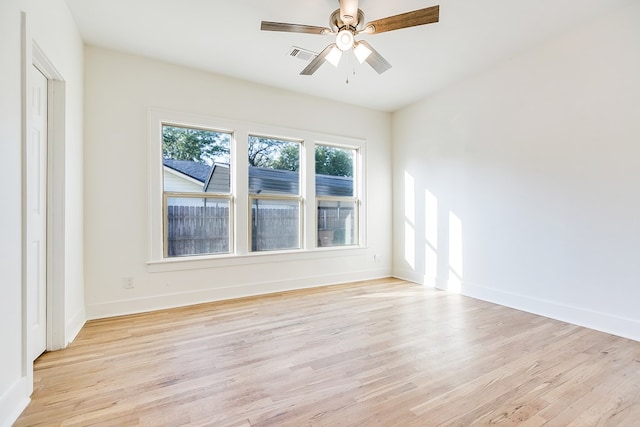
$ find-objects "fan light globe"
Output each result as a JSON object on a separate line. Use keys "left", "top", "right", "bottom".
{"left": 354, "top": 42, "right": 372, "bottom": 63}
{"left": 336, "top": 29, "right": 354, "bottom": 51}
{"left": 325, "top": 46, "right": 343, "bottom": 67}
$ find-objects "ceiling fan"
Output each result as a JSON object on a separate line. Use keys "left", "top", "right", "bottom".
{"left": 260, "top": 0, "right": 439, "bottom": 75}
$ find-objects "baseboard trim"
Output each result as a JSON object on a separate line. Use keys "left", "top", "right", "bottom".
{"left": 66, "top": 306, "right": 86, "bottom": 346}
{"left": 86, "top": 269, "right": 391, "bottom": 320}
{"left": 392, "top": 268, "right": 442, "bottom": 288}
{"left": 458, "top": 280, "right": 640, "bottom": 342}
{"left": 394, "top": 270, "right": 640, "bottom": 342}
{"left": 0, "top": 377, "right": 29, "bottom": 427}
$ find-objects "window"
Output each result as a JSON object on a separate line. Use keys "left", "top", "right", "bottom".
{"left": 148, "top": 109, "right": 366, "bottom": 264}
{"left": 162, "top": 124, "right": 232, "bottom": 257}
{"left": 248, "top": 136, "right": 301, "bottom": 252}
{"left": 315, "top": 144, "right": 358, "bottom": 247}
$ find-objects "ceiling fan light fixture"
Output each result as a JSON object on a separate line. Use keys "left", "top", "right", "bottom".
{"left": 261, "top": 3, "right": 440, "bottom": 76}
{"left": 336, "top": 29, "right": 355, "bottom": 51}
{"left": 325, "top": 46, "right": 343, "bottom": 67}
{"left": 353, "top": 41, "right": 372, "bottom": 63}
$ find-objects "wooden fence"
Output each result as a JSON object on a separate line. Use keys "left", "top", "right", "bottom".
{"left": 167, "top": 205, "right": 229, "bottom": 257}
{"left": 251, "top": 207, "right": 299, "bottom": 251}
{"left": 167, "top": 205, "right": 354, "bottom": 256}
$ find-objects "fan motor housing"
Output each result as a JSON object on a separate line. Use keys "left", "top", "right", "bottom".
{"left": 330, "top": 9, "right": 365, "bottom": 32}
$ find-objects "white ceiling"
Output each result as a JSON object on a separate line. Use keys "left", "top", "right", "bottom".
{"left": 65, "top": 0, "right": 631, "bottom": 112}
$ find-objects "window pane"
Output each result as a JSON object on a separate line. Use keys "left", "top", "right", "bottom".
{"left": 315, "top": 145, "right": 354, "bottom": 197}
{"left": 166, "top": 197, "right": 230, "bottom": 257}
{"left": 317, "top": 200, "right": 357, "bottom": 247}
{"left": 163, "top": 125, "right": 231, "bottom": 194}
{"left": 248, "top": 136, "right": 299, "bottom": 195}
{"left": 251, "top": 199, "right": 300, "bottom": 251}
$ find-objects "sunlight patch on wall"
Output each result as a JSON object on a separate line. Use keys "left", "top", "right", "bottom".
{"left": 404, "top": 171, "right": 416, "bottom": 270}
{"left": 448, "top": 211, "right": 463, "bottom": 294}
{"left": 405, "top": 222, "right": 416, "bottom": 269}
{"left": 405, "top": 171, "right": 415, "bottom": 224}
{"left": 424, "top": 189, "right": 438, "bottom": 285}
{"left": 425, "top": 189, "right": 438, "bottom": 249}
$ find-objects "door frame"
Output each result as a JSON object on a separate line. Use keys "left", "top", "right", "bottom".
{"left": 32, "top": 42, "right": 66, "bottom": 352}
{"left": 21, "top": 13, "right": 67, "bottom": 395}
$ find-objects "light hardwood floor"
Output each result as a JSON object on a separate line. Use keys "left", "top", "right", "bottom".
{"left": 16, "top": 278, "right": 640, "bottom": 426}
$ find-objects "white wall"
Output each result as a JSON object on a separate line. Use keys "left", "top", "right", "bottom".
{"left": 0, "top": 0, "right": 28, "bottom": 424}
{"left": 29, "top": 0, "right": 86, "bottom": 352}
{"left": 83, "top": 46, "right": 392, "bottom": 319}
{"left": 392, "top": 2, "right": 640, "bottom": 341}
{"left": 0, "top": 0, "right": 84, "bottom": 425}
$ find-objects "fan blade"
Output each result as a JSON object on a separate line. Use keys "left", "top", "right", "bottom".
{"left": 339, "top": 0, "right": 360, "bottom": 25}
{"left": 300, "top": 44, "right": 336, "bottom": 75}
{"left": 357, "top": 40, "right": 392, "bottom": 74}
{"left": 363, "top": 5, "right": 439, "bottom": 34}
{"left": 261, "top": 21, "right": 331, "bottom": 35}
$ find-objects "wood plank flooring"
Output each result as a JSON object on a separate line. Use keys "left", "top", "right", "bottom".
{"left": 15, "top": 278, "right": 640, "bottom": 426}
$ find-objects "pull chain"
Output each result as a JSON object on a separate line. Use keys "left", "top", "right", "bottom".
{"left": 346, "top": 67, "right": 355, "bottom": 84}
{"left": 345, "top": 52, "right": 356, "bottom": 84}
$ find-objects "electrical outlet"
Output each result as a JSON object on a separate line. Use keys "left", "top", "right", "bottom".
{"left": 373, "top": 254, "right": 382, "bottom": 263}
{"left": 123, "top": 277, "right": 134, "bottom": 289}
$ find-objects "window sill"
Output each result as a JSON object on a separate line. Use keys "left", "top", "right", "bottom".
{"left": 146, "top": 246, "right": 368, "bottom": 273}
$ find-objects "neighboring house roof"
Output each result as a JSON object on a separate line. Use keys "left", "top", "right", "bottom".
{"left": 249, "top": 167, "right": 299, "bottom": 195}
{"left": 315, "top": 173, "right": 352, "bottom": 197}
{"left": 163, "top": 159, "right": 230, "bottom": 193}
{"left": 163, "top": 159, "right": 212, "bottom": 183}
{"left": 163, "top": 159, "right": 353, "bottom": 196}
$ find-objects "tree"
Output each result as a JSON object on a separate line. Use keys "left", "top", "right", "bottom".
{"left": 164, "top": 129, "right": 351, "bottom": 177}
{"left": 248, "top": 136, "right": 299, "bottom": 171}
{"left": 270, "top": 144, "right": 300, "bottom": 172}
{"left": 163, "top": 125, "right": 230, "bottom": 164}
{"left": 315, "top": 146, "right": 353, "bottom": 177}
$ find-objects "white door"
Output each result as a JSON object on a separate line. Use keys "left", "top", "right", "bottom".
{"left": 27, "top": 65, "right": 48, "bottom": 360}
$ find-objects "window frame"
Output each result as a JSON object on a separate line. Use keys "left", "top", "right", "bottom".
{"left": 314, "top": 142, "right": 362, "bottom": 248}
{"left": 159, "top": 122, "right": 234, "bottom": 258}
{"left": 247, "top": 134, "right": 304, "bottom": 253}
{"left": 147, "top": 108, "right": 367, "bottom": 268}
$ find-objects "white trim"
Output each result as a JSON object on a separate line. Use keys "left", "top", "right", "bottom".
{"left": 20, "top": 9, "right": 32, "bottom": 399}
{"left": 65, "top": 306, "right": 87, "bottom": 346}
{"left": 458, "top": 280, "right": 640, "bottom": 343}
{"left": 87, "top": 269, "right": 391, "bottom": 320}
{"left": 32, "top": 42, "right": 63, "bottom": 80}
{"left": 393, "top": 268, "right": 434, "bottom": 287}
{"left": 19, "top": 18, "right": 70, "bottom": 422}
{"left": 32, "top": 42, "right": 68, "bottom": 352}
{"left": 394, "top": 270, "right": 640, "bottom": 343}
{"left": 148, "top": 108, "right": 367, "bottom": 264}
{"left": 147, "top": 246, "right": 368, "bottom": 273}
{"left": 13, "top": 11, "right": 79, "bottom": 426}
{"left": 0, "top": 377, "right": 30, "bottom": 427}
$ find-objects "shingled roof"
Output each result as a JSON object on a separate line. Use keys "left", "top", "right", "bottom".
{"left": 164, "top": 159, "right": 353, "bottom": 196}
{"left": 163, "top": 159, "right": 212, "bottom": 183}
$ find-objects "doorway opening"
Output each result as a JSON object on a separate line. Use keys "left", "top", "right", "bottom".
{"left": 23, "top": 39, "right": 68, "bottom": 385}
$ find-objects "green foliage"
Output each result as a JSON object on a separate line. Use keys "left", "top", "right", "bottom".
{"left": 163, "top": 126, "right": 230, "bottom": 164}
{"left": 249, "top": 138, "right": 353, "bottom": 177}
{"left": 163, "top": 129, "right": 352, "bottom": 177}
{"left": 248, "top": 136, "right": 299, "bottom": 171}
{"left": 315, "top": 145, "right": 353, "bottom": 177}
{"left": 270, "top": 144, "right": 300, "bottom": 171}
